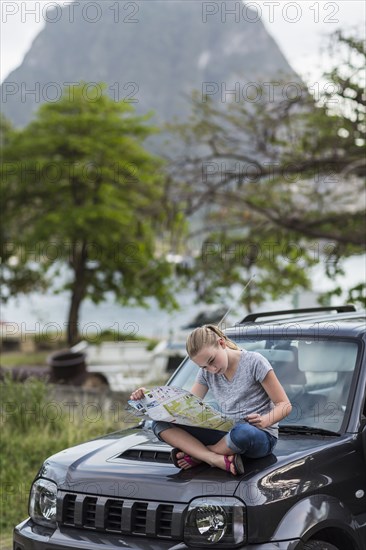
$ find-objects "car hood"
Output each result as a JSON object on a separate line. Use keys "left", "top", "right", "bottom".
{"left": 38, "top": 426, "right": 341, "bottom": 503}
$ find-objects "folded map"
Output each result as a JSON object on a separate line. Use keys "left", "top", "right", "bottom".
{"left": 128, "top": 385, "right": 234, "bottom": 431}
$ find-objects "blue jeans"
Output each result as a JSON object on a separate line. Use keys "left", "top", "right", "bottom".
{"left": 152, "top": 421, "right": 277, "bottom": 458}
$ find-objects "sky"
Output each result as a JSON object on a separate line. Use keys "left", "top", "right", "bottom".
{"left": 1, "top": 1, "right": 365, "bottom": 85}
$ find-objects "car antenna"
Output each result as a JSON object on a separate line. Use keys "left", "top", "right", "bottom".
{"left": 218, "top": 274, "right": 256, "bottom": 329}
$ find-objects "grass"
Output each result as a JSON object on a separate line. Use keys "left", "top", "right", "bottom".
{"left": 0, "top": 376, "right": 130, "bottom": 544}
{"left": 0, "top": 351, "right": 49, "bottom": 368}
{"left": 0, "top": 533, "right": 12, "bottom": 550}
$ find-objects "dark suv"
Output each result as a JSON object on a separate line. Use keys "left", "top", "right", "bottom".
{"left": 14, "top": 306, "right": 366, "bottom": 550}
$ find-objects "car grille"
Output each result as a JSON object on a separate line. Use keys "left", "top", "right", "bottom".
{"left": 57, "top": 491, "right": 186, "bottom": 539}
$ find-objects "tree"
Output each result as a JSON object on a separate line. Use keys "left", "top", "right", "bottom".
{"left": 1, "top": 83, "right": 183, "bottom": 345}
{"left": 167, "top": 31, "right": 365, "bottom": 309}
{"left": 1, "top": 115, "right": 53, "bottom": 303}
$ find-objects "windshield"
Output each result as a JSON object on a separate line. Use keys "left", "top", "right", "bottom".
{"left": 168, "top": 337, "right": 359, "bottom": 433}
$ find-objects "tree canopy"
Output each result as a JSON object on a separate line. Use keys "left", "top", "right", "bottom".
{"left": 167, "top": 31, "right": 365, "bottom": 310}
{"left": 1, "top": 83, "right": 183, "bottom": 344}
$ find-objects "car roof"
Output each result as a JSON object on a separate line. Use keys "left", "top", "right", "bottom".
{"left": 225, "top": 307, "right": 366, "bottom": 340}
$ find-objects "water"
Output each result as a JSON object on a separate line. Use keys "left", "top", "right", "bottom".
{"left": 2, "top": 255, "right": 365, "bottom": 340}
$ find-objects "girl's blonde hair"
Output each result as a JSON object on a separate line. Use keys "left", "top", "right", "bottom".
{"left": 186, "top": 324, "right": 239, "bottom": 358}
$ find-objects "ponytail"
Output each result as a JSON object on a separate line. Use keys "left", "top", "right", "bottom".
{"left": 186, "top": 324, "right": 239, "bottom": 358}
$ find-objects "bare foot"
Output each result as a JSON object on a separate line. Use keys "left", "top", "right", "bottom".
{"left": 212, "top": 454, "right": 236, "bottom": 474}
{"left": 171, "top": 449, "right": 202, "bottom": 470}
{"left": 210, "top": 453, "right": 244, "bottom": 475}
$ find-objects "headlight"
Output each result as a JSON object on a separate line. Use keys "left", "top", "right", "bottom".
{"left": 29, "top": 478, "right": 57, "bottom": 527}
{"left": 184, "top": 497, "right": 246, "bottom": 547}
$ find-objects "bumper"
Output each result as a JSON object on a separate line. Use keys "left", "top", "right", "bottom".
{"left": 14, "top": 518, "right": 302, "bottom": 550}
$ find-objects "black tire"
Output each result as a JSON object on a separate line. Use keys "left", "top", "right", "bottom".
{"left": 303, "top": 541, "right": 339, "bottom": 550}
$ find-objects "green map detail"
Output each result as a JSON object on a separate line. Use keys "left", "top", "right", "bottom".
{"left": 163, "top": 395, "right": 234, "bottom": 431}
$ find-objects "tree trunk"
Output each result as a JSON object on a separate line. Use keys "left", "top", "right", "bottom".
{"left": 67, "top": 283, "right": 85, "bottom": 346}
{"left": 66, "top": 242, "right": 87, "bottom": 346}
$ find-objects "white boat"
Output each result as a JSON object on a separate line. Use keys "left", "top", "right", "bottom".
{"left": 71, "top": 340, "right": 167, "bottom": 391}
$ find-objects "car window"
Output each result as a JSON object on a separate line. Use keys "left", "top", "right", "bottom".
{"left": 168, "top": 337, "right": 360, "bottom": 433}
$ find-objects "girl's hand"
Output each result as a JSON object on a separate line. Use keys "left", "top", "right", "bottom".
{"left": 246, "top": 413, "right": 268, "bottom": 429}
{"left": 129, "top": 387, "right": 146, "bottom": 400}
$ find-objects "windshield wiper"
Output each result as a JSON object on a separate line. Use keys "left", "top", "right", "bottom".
{"left": 279, "top": 425, "right": 340, "bottom": 436}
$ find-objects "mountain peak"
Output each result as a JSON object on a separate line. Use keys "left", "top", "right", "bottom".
{"left": 1, "top": 0, "right": 296, "bottom": 127}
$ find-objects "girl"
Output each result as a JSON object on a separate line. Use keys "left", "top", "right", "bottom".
{"left": 130, "top": 324, "right": 292, "bottom": 475}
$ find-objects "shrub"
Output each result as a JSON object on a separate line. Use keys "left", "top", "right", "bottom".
{"left": 0, "top": 377, "right": 125, "bottom": 536}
